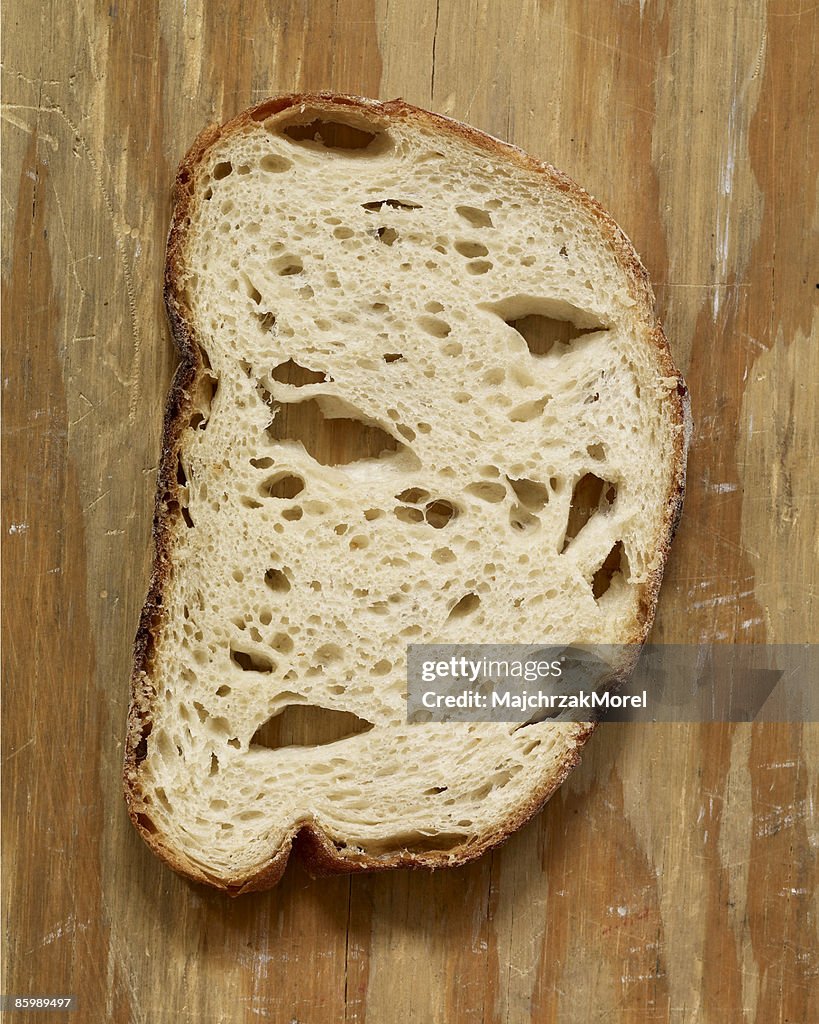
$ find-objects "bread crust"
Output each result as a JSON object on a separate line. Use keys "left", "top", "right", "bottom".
{"left": 123, "top": 93, "right": 690, "bottom": 894}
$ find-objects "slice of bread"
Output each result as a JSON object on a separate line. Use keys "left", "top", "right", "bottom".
{"left": 124, "top": 94, "right": 689, "bottom": 894}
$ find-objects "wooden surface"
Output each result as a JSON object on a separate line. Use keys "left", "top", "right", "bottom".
{"left": 3, "top": 1, "right": 817, "bottom": 1021}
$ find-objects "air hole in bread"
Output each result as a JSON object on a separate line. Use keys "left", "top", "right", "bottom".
{"left": 264, "top": 567, "right": 291, "bottom": 593}
{"left": 250, "top": 456, "right": 274, "bottom": 469}
{"left": 447, "top": 592, "right": 480, "bottom": 619}
{"left": 487, "top": 297, "right": 609, "bottom": 357}
{"left": 509, "top": 396, "right": 550, "bottom": 422}
{"left": 510, "top": 313, "right": 602, "bottom": 356}
{"left": 587, "top": 442, "right": 606, "bottom": 461}
{"left": 394, "top": 505, "right": 425, "bottom": 524}
{"left": 562, "top": 474, "right": 617, "bottom": 551}
{"left": 280, "top": 118, "right": 380, "bottom": 151}
{"left": 333, "top": 226, "right": 355, "bottom": 239}
{"left": 396, "top": 487, "right": 431, "bottom": 504}
{"left": 377, "top": 227, "right": 398, "bottom": 246}
{"left": 271, "top": 632, "right": 294, "bottom": 653}
{"left": 259, "top": 154, "right": 292, "bottom": 173}
{"left": 592, "top": 541, "right": 627, "bottom": 599}
{"left": 135, "top": 812, "right": 158, "bottom": 834}
{"left": 212, "top": 161, "right": 232, "bottom": 180}
{"left": 230, "top": 646, "right": 275, "bottom": 674}
{"left": 188, "top": 371, "right": 218, "bottom": 430}
{"left": 432, "top": 546, "right": 456, "bottom": 564}
{"left": 241, "top": 274, "right": 262, "bottom": 305}
{"left": 472, "top": 770, "right": 514, "bottom": 799}
{"left": 456, "top": 205, "right": 493, "bottom": 228}
{"left": 425, "top": 500, "right": 458, "bottom": 528}
{"left": 315, "top": 643, "right": 344, "bottom": 665}
{"left": 260, "top": 473, "right": 305, "bottom": 499}
{"left": 418, "top": 315, "right": 451, "bottom": 338}
{"left": 508, "top": 478, "right": 549, "bottom": 511}
{"left": 467, "top": 260, "right": 492, "bottom": 275}
{"left": 362, "top": 198, "right": 422, "bottom": 212}
{"left": 271, "top": 255, "right": 303, "bottom": 276}
{"left": 270, "top": 360, "right": 328, "bottom": 386}
{"left": 251, "top": 704, "right": 373, "bottom": 751}
{"left": 133, "top": 726, "right": 150, "bottom": 763}
{"left": 465, "top": 481, "right": 507, "bottom": 503}
{"left": 255, "top": 311, "right": 276, "bottom": 333}
{"left": 265, "top": 397, "right": 412, "bottom": 468}
{"left": 509, "top": 365, "right": 536, "bottom": 388}
{"left": 455, "top": 240, "right": 489, "bottom": 258}
{"left": 167, "top": 497, "right": 194, "bottom": 529}
{"left": 282, "top": 506, "right": 303, "bottom": 521}
{"left": 510, "top": 505, "right": 540, "bottom": 532}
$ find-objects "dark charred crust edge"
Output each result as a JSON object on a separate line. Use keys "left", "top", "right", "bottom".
{"left": 122, "top": 93, "right": 691, "bottom": 895}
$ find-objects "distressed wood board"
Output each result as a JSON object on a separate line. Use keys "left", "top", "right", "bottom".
{"left": 2, "top": 1, "right": 817, "bottom": 1022}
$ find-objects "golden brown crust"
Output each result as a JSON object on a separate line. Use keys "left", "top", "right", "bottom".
{"left": 123, "top": 93, "right": 690, "bottom": 895}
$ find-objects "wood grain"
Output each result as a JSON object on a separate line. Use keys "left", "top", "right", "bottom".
{"left": 2, "top": 1, "right": 817, "bottom": 1021}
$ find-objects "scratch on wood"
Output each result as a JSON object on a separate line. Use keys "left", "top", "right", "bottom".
{"left": 563, "top": 27, "right": 653, "bottom": 67}
{"left": 751, "top": 29, "right": 767, "bottom": 79}
{"left": 69, "top": 403, "right": 95, "bottom": 429}
{"left": 1, "top": 108, "right": 56, "bottom": 150}
{"left": 85, "top": 488, "right": 111, "bottom": 513}
{"left": 754, "top": 799, "right": 810, "bottom": 838}
{"left": 2, "top": 737, "right": 35, "bottom": 762}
